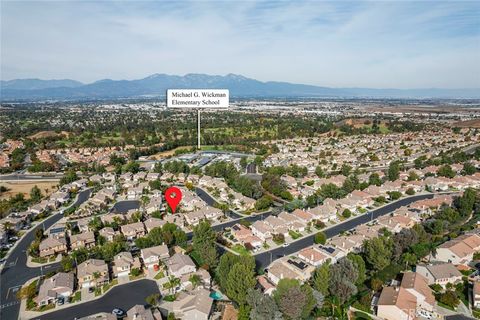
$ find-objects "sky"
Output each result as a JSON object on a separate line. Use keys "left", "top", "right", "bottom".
{"left": 1, "top": 0, "right": 479, "bottom": 89}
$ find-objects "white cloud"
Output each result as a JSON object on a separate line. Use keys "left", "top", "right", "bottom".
{"left": 1, "top": 0, "right": 479, "bottom": 88}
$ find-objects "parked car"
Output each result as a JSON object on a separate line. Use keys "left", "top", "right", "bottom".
{"left": 282, "top": 242, "right": 290, "bottom": 247}
{"left": 112, "top": 308, "right": 126, "bottom": 317}
{"left": 9, "top": 236, "right": 19, "bottom": 242}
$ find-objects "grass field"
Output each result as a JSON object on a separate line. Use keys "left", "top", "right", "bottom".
{"left": 0, "top": 181, "right": 58, "bottom": 200}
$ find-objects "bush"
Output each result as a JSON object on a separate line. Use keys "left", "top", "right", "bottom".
{"left": 388, "top": 191, "right": 402, "bottom": 200}
{"left": 342, "top": 209, "right": 352, "bottom": 218}
{"left": 405, "top": 188, "right": 415, "bottom": 195}
{"left": 272, "top": 233, "right": 285, "bottom": 245}
{"left": 314, "top": 220, "right": 326, "bottom": 229}
{"left": 437, "top": 290, "right": 460, "bottom": 308}
{"left": 131, "top": 268, "right": 141, "bottom": 277}
{"left": 146, "top": 293, "right": 161, "bottom": 306}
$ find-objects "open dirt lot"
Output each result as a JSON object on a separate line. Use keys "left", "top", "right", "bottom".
{"left": 0, "top": 181, "right": 58, "bottom": 200}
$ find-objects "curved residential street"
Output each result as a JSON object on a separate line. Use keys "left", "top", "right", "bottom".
{"left": 0, "top": 189, "right": 91, "bottom": 320}
{"left": 1, "top": 189, "right": 437, "bottom": 320}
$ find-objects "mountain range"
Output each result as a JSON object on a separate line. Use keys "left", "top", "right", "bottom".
{"left": 1, "top": 73, "right": 479, "bottom": 100}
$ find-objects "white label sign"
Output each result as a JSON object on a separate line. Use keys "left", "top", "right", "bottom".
{"left": 167, "top": 89, "right": 229, "bottom": 108}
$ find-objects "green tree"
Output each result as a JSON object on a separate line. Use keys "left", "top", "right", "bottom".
{"left": 274, "top": 279, "right": 315, "bottom": 320}
{"left": 189, "top": 274, "right": 201, "bottom": 289}
{"left": 364, "top": 236, "right": 393, "bottom": 271}
{"left": 124, "top": 161, "right": 140, "bottom": 174}
{"left": 145, "top": 293, "right": 160, "bottom": 306}
{"left": 329, "top": 258, "right": 358, "bottom": 304}
{"left": 240, "top": 157, "right": 248, "bottom": 169}
{"left": 225, "top": 262, "right": 256, "bottom": 305}
{"left": 368, "top": 173, "right": 382, "bottom": 186}
{"left": 340, "top": 164, "right": 352, "bottom": 176}
{"left": 314, "top": 231, "right": 327, "bottom": 244}
{"left": 462, "top": 162, "right": 476, "bottom": 175}
{"left": 407, "top": 171, "right": 419, "bottom": 181}
{"left": 387, "top": 161, "right": 400, "bottom": 181}
{"left": 347, "top": 254, "right": 366, "bottom": 285}
{"left": 342, "top": 209, "right": 352, "bottom": 219}
{"left": 406, "top": 187, "right": 415, "bottom": 195}
{"left": 30, "top": 185, "right": 42, "bottom": 202}
{"left": 313, "top": 261, "right": 330, "bottom": 295}
{"left": 192, "top": 220, "right": 218, "bottom": 269}
{"left": 255, "top": 195, "right": 273, "bottom": 211}
{"left": 315, "top": 166, "right": 325, "bottom": 178}
{"left": 437, "top": 165, "right": 455, "bottom": 178}
{"left": 246, "top": 288, "right": 281, "bottom": 320}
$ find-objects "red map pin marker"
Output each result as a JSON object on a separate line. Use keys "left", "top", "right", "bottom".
{"left": 165, "top": 186, "right": 182, "bottom": 213}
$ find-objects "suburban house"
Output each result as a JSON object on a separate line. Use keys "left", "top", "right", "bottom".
{"left": 308, "top": 203, "right": 337, "bottom": 222}
{"left": 70, "top": 231, "right": 96, "bottom": 250}
{"left": 328, "top": 235, "right": 362, "bottom": 254}
{"left": 39, "top": 237, "right": 68, "bottom": 258}
{"left": 251, "top": 220, "right": 273, "bottom": 241}
{"left": 144, "top": 218, "right": 166, "bottom": 233}
{"left": 297, "top": 246, "right": 329, "bottom": 267}
{"left": 267, "top": 257, "right": 315, "bottom": 285}
{"left": 145, "top": 196, "right": 163, "bottom": 215}
{"left": 167, "top": 288, "right": 213, "bottom": 320}
{"left": 120, "top": 222, "right": 146, "bottom": 241}
{"left": 377, "top": 272, "right": 436, "bottom": 320}
{"left": 435, "top": 233, "right": 480, "bottom": 265}
{"left": 474, "top": 281, "right": 480, "bottom": 308}
{"left": 183, "top": 210, "right": 206, "bottom": 226}
{"left": 141, "top": 245, "right": 170, "bottom": 270}
{"left": 77, "top": 259, "right": 109, "bottom": 288}
{"left": 50, "top": 191, "right": 70, "bottom": 205}
{"left": 35, "top": 272, "right": 74, "bottom": 306}
{"left": 113, "top": 252, "right": 141, "bottom": 278}
{"left": 99, "top": 227, "right": 117, "bottom": 242}
{"left": 415, "top": 263, "right": 463, "bottom": 287}
{"left": 166, "top": 253, "right": 197, "bottom": 278}
{"left": 127, "top": 304, "right": 162, "bottom": 320}
{"left": 376, "top": 286, "right": 417, "bottom": 320}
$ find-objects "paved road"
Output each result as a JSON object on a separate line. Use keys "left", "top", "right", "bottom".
{"left": 0, "top": 189, "right": 91, "bottom": 320}
{"left": 31, "top": 279, "right": 160, "bottom": 320}
{"left": 0, "top": 174, "right": 62, "bottom": 181}
{"left": 254, "top": 193, "right": 435, "bottom": 270}
{"left": 111, "top": 200, "right": 141, "bottom": 213}
{"left": 195, "top": 187, "right": 243, "bottom": 220}
{"left": 2, "top": 190, "right": 435, "bottom": 319}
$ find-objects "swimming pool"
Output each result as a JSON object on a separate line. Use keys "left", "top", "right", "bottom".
{"left": 209, "top": 291, "right": 223, "bottom": 300}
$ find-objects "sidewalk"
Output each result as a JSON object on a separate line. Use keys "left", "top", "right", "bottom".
{"left": 26, "top": 253, "right": 62, "bottom": 268}
{"left": 252, "top": 191, "right": 435, "bottom": 257}
{"left": 18, "top": 277, "right": 151, "bottom": 320}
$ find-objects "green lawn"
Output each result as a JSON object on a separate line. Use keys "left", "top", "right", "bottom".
{"left": 102, "top": 279, "right": 118, "bottom": 293}
{"left": 154, "top": 271, "right": 165, "bottom": 280}
{"left": 231, "top": 244, "right": 250, "bottom": 255}
{"left": 31, "top": 257, "right": 48, "bottom": 264}
{"left": 164, "top": 294, "right": 177, "bottom": 302}
{"left": 289, "top": 230, "right": 302, "bottom": 240}
{"left": 437, "top": 301, "right": 455, "bottom": 311}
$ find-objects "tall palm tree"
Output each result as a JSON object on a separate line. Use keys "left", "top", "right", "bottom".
{"left": 166, "top": 276, "right": 180, "bottom": 295}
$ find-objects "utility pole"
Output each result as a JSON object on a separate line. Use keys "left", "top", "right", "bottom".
{"left": 197, "top": 109, "right": 201, "bottom": 150}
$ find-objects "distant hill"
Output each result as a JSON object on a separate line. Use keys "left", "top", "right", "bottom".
{"left": 1, "top": 78, "right": 83, "bottom": 91}
{"left": 1, "top": 73, "right": 479, "bottom": 100}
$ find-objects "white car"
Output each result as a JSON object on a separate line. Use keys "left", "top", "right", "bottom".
{"left": 282, "top": 242, "right": 290, "bottom": 247}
